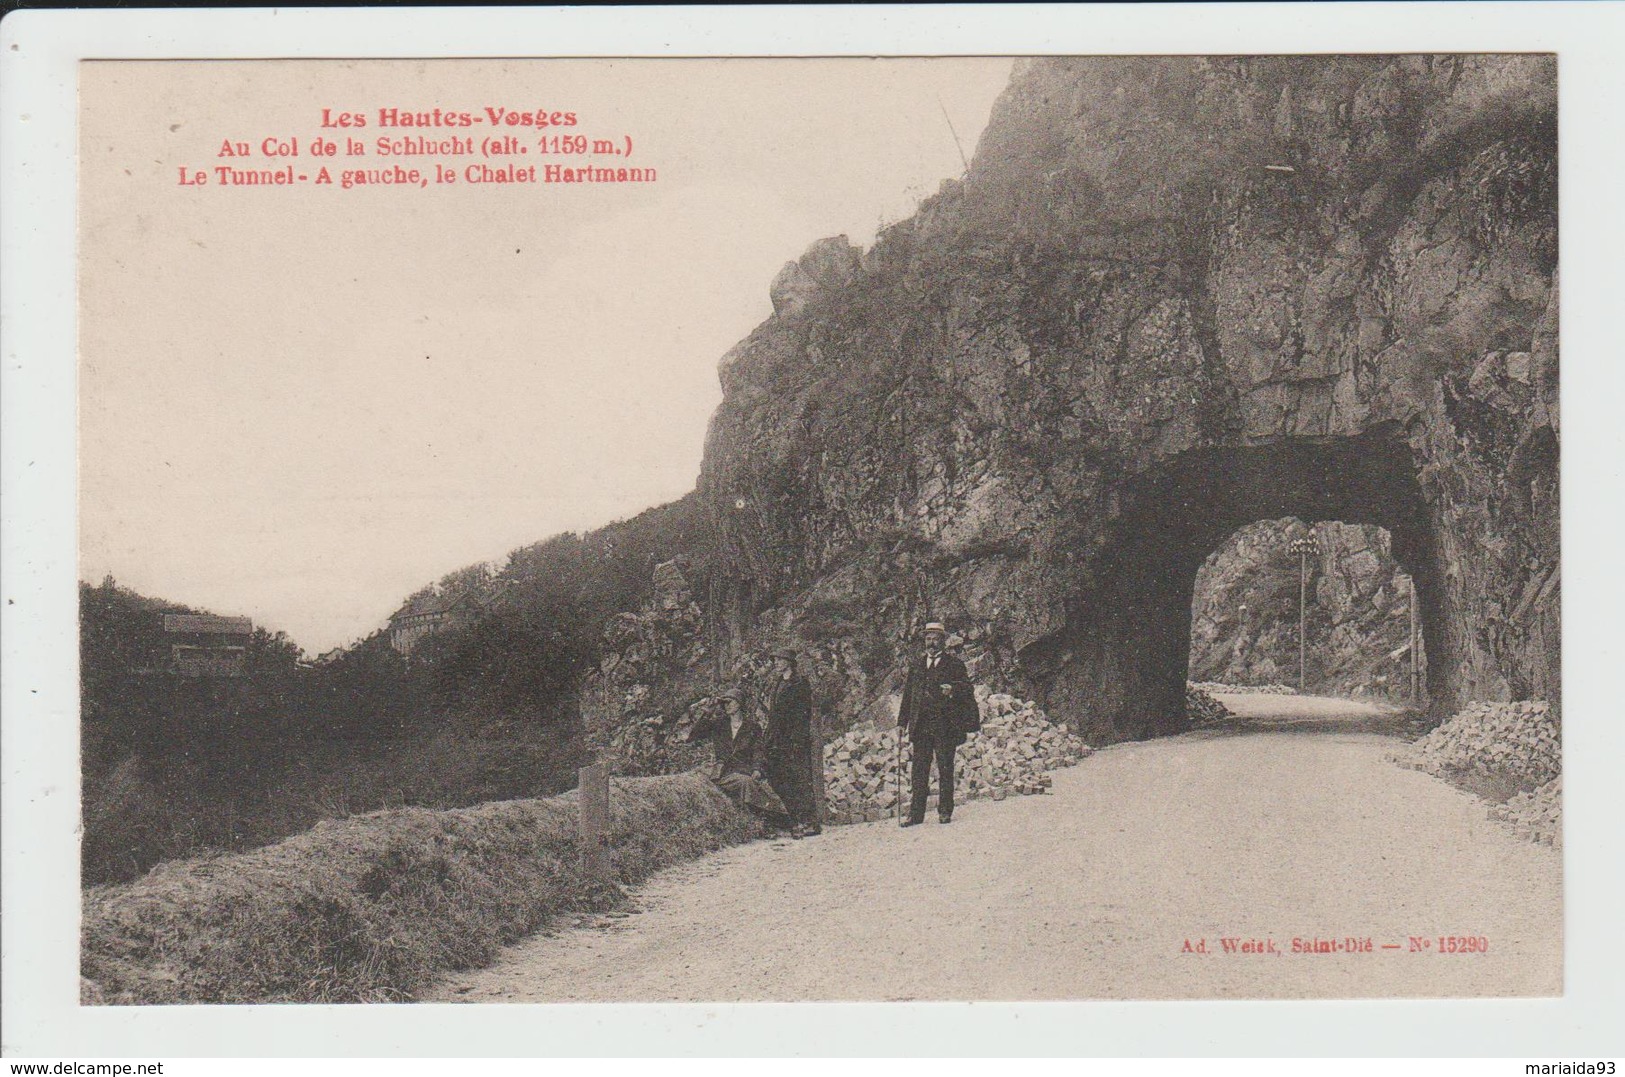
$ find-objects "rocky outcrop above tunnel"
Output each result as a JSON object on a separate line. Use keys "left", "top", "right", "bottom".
{"left": 767, "top": 235, "right": 863, "bottom": 319}
{"left": 700, "top": 56, "right": 1558, "bottom": 743}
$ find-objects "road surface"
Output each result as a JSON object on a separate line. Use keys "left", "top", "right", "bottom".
{"left": 427, "top": 694, "right": 1561, "bottom": 1001}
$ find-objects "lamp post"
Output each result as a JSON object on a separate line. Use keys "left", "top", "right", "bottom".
{"left": 1288, "top": 533, "right": 1320, "bottom": 693}
{"left": 711, "top": 495, "right": 749, "bottom": 679}
{"left": 1407, "top": 575, "right": 1422, "bottom": 707}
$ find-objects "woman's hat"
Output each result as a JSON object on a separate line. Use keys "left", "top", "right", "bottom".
{"left": 770, "top": 646, "right": 799, "bottom": 661}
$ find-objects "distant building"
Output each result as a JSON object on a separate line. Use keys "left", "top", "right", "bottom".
{"left": 163, "top": 613, "right": 252, "bottom": 677}
{"left": 314, "top": 647, "right": 347, "bottom": 666}
{"left": 388, "top": 593, "right": 448, "bottom": 657}
{"left": 387, "top": 581, "right": 513, "bottom": 658}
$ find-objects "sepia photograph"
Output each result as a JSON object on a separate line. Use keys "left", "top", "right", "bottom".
{"left": 69, "top": 52, "right": 1564, "bottom": 1006}
{"left": 9, "top": 4, "right": 1625, "bottom": 1061}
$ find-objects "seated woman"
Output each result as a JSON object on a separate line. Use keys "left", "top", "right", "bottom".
{"left": 691, "top": 689, "right": 790, "bottom": 828}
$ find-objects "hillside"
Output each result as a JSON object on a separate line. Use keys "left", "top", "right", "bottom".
{"left": 80, "top": 494, "right": 722, "bottom": 883}
{"left": 374, "top": 56, "right": 1558, "bottom": 769}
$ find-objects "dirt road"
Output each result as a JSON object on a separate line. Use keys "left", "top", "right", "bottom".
{"left": 428, "top": 694, "right": 1561, "bottom": 1002}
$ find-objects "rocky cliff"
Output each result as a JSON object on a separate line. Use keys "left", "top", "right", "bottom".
{"left": 697, "top": 56, "right": 1558, "bottom": 742}
{"left": 603, "top": 56, "right": 1559, "bottom": 753}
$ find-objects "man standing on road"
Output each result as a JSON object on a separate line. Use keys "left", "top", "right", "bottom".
{"left": 898, "top": 621, "right": 979, "bottom": 827}
{"left": 760, "top": 646, "right": 822, "bottom": 838}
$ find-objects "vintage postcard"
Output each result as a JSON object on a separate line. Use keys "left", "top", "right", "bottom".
{"left": 73, "top": 50, "right": 1563, "bottom": 1003}
{"left": 5, "top": 3, "right": 1624, "bottom": 1061}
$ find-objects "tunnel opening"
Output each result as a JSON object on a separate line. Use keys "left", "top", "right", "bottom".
{"left": 1186, "top": 517, "right": 1427, "bottom": 704}
{"left": 1033, "top": 424, "right": 1451, "bottom": 745}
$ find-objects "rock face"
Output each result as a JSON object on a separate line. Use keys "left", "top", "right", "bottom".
{"left": 582, "top": 557, "right": 722, "bottom": 775}
{"left": 1189, "top": 518, "right": 1417, "bottom": 699}
{"left": 699, "top": 56, "right": 1558, "bottom": 744}
{"left": 768, "top": 235, "right": 864, "bottom": 318}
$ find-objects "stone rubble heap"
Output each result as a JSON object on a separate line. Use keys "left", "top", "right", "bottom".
{"left": 1185, "top": 685, "right": 1234, "bottom": 725}
{"left": 821, "top": 694, "right": 1091, "bottom": 824}
{"left": 1188, "top": 681, "right": 1300, "bottom": 696}
{"left": 1402, "top": 700, "right": 1560, "bottom": 793}
{"left": 1488, "top": 776, "right": 1561, "bottom": 848}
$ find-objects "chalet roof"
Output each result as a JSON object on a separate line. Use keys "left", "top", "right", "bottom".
{"left": 390, "top": 593, "right": 450, "bottom": 621}
{"left": 389, "top": 580, "right": 514, "bottom": 623}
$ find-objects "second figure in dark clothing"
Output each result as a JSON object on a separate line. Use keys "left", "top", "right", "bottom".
{"left": 759, "top": 647, "right": 822, "bottom": 838}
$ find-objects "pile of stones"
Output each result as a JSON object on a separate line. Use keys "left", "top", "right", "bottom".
{"left": 1188, "top": 681, "right": 1299, "bottom": 695}
{"left": 1489, "top": 775, "right": 1561, "bottom": 847}
{"left": 1185, "top": 685, "right": 1234, "bottom": 725}
{"left": 1401, "top": 700, "right": 1560, "bottom": 792}
{"left": 820, "top": 694, "right": 1091, "bottom": 824}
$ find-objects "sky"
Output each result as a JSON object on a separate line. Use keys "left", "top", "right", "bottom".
{"left": 78, "top": 58, "right": 1014, "bottom": 653}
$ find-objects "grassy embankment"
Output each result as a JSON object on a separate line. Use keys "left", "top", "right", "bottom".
{"left": 83, "top": 771, "right": 759, "bottom": 1004}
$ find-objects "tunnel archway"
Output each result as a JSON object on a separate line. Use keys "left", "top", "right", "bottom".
{"left": 1031, "top": 424, "right": 1452, "bottom": 744}
{"left": 1187, "top": 517, "right": 1424, "bottom": 702}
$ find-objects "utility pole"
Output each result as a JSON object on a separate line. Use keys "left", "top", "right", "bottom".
{"left": 937, "top": 94, "right": 971, "bottom": 174}
{"left": 707, "top": 496, "right": 728, "bottom": 683}
{"left": 1409, "top": 576, "right": 1422, "bottom": 707}
{"left": 1300, "top": 551, "right": 1307, "bottom": 693}
{"left": 1289, "top": 533, "right": 1319, "bottom": 693}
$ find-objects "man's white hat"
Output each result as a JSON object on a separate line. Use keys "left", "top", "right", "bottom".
{"left": 923, "top": 621, "right": 947, "bottom": 633}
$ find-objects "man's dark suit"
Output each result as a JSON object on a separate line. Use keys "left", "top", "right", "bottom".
{"left": 898, "top": 650, "right": 979, "bottom": 822}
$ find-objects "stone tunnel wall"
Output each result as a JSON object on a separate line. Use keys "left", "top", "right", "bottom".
{"left": 696, "top": 55, "right": 1558, "bottom": 744}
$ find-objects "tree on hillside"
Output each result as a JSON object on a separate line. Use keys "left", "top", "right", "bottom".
{"left": 415, "top": 493, "right": 721, "bottom": 716}
{"left": 439, "top": 562, "right": 495, "bottom": 598}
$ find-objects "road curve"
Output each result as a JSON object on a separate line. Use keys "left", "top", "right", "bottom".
{"left": 427, "top": 694, "right": 1561, "bottom": 1002}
